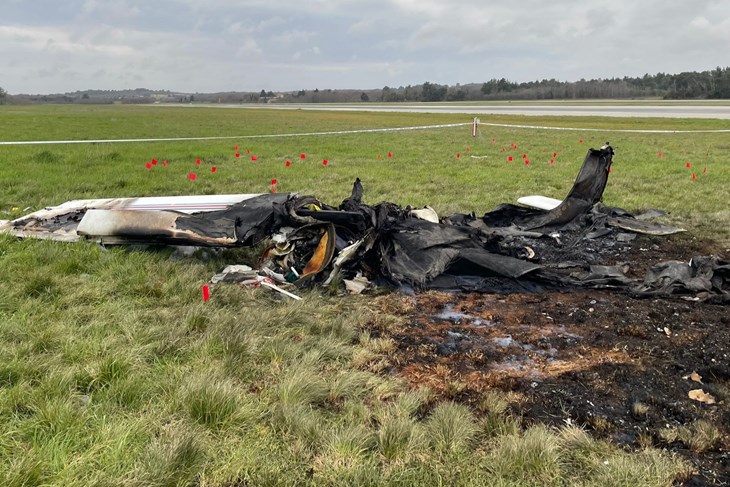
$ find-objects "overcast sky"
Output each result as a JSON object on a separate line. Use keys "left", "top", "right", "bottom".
{"left": 2, "top": 0, "right": 729, "bottom": 94}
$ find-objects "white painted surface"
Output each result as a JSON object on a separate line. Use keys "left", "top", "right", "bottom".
{"left": 517, "top": 195, "right": 563, "bottom": 210}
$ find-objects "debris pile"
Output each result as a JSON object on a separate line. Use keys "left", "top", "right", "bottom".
{"left": 2, "top": 146, "right": 727, "bottom": 302}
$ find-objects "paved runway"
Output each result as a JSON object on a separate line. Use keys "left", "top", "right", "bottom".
{"left": 243, "top": 103, "right": 730, "bottom": 119}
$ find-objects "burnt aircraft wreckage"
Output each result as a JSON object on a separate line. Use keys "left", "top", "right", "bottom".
{"left": 2, "top": 145, "right": 728, "bottom": 302}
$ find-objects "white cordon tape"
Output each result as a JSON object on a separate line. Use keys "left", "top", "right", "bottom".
{"left": 0, "top": 122, "right": 471, "bottom": 146}
{"left": 3, "top": 120, "right": 728, "bottom": 146}
{"left": 477, "top": 121, "right": 730, "bottom": 134}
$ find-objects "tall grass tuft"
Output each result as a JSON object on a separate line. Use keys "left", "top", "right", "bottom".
{"left": 592, "top": 448, "right": 692, "bottom": 486}
{"left": 376, "top": 412, "right": 422, "bottom": 462}
{"left": 131, "top": 422, "right": 207, "bottom": 487}
{"left": 217, "top": 319, "right": 258, "bottom": 380}
{"left": 328, "top": 370, "right": 373, "bottom": 404}
{"left": 183, "top": 377, "right": 241, "bottom": 430}
{"left": 425, "top": 402, "right": 478, "bottom": 455}
{"left": 660, "top": 419, "right": 722, "bottom": 453}
{"left": 486, "top": 424, "right": 561, "bottom": 485}
{"left": 2, "top": 448, "right": 48, "bottom": 487}
{"left": 478, "top": 390, "right": 521, "bottom": 439}
{"left": 275, "top": 367, "right": 329, "bottom": 408}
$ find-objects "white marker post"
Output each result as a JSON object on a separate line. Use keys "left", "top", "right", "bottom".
{"left": 472, "top": 117, "right": 480, "bottom": 137}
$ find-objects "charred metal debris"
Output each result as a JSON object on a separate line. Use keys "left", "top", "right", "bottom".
{"left": 2, "top": 146, "right": 728, "bottom": 302}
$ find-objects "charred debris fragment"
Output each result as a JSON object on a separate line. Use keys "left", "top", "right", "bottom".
{"left": 2, "top": 146, "right": 728, "bottom": 302}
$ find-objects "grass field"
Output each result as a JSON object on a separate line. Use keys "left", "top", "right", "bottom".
{"left": 0, "top": 104, "right": 726, "bottom": 486}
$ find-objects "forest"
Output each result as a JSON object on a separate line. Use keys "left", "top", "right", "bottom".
{"left": 3, "top": 67, "right": 729, "bottom": 104}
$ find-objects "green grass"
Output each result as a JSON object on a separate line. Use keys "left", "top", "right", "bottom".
{"left": 0, "top": 104, "right": 716, "bottom": 485}
{"left": 2, "top": 104, "right": 728, "bottom": 243}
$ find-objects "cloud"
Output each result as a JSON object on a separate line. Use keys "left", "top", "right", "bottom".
{"left": 1, "top": 0, "right": 729, "bottom": 93}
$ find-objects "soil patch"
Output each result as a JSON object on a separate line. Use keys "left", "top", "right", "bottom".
{"left": 376, "top": 234, "right": 730, "bottom": 485}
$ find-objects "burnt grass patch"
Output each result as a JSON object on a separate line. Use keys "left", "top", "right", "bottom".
{"left": 373, "top": 234, "right": 730, "bottom": 485}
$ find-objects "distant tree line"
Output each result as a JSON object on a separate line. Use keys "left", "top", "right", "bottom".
{"left": 3, "top": 67, "right": 730, "bottom": 105}
{"left": 476, "top": 67, "right": 730, "bottom": 100}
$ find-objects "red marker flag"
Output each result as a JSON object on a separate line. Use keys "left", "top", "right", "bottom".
{"left": 522, "top": 153, "right": 527, "bottom": 159}
{"left": 456, "top": 153, "right": 461, "bottom": 159}
{"left": 188, "top": 173, "right": 197, "bottom": 181}
{"left": 163, "top": 161, "right": 168, "bottom": 167}
{"left": 658, "top": 151, "right": 663, "bottom": 158}
{"left": 322, "top": 159, "right": 328, "bottom": 166}
{"left": 251, "top": 155, "right": 258, "bottom": 161}
{"left": 549, "top": 159, "right": 554, "bottom": 165}
{"left": 246, "top": 149, "right": 251, "bottom": 154}
{"left": 285, "top": 160, "right": 291, "bottom": 167}
{"left": 235, "top": 153, "right": 240, "bottom": 158}
{"left": 196, "top": 159, "right": 201, "bottom": 165}
{"left": 692, "top": 173, "right": 697, "bottom": 180}
{"left": 300, "top": 153, "right": 306, "bottom": 159}
{"left": 234, "top": 145, "right": 238, "bottom": 150}
{"left": 202, "top": 285, "right": 210, "bottom": 302}
{"left": 388, "top": 152, "right": 393, "bottom": 158}
{"left": 525, "top": 159, "right": 530, "bottom": 165}
{"left": 579, "top": 138, "right": 583, "bottom": 144}
{"left": 151, "top": 159, "right": 158, "bottom": 166}
{"left": 211, "top": 166, "right": 217, "bottom": 173}
{"left": 685, "top": 162, "right": 691, "bottom": 168}
{"left": 145, "top": 162, "right": 152, "bottom": 169}
{"left": 271, "top": 179, "right": 278, "bottom": 193}
{"left": 508, "top": 156, "right": 513, "bottom": 162}
{"left": 553, "top": 152, "right": 557, "bottom": 158}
